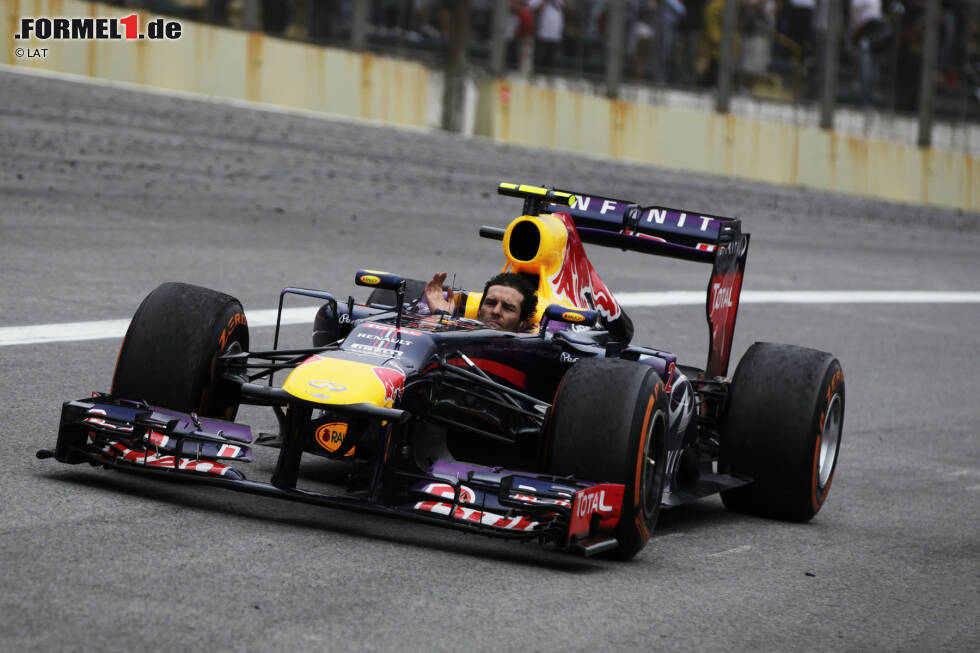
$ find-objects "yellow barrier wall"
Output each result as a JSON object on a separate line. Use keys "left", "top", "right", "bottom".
{"left": 2, "top": 0, "right": 431, "bottom": 128}
{"left": 480, "top": 79, "right": 978, "bottom": 212}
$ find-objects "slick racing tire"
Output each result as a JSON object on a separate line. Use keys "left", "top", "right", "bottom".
{"left": 366, "top": 278, "right": 427, "bottom": 309}
{"left": 719, "top": 342, "right": 845, "bottom": 522}
{"left": 112, "top": 282, "right": 249, "bottom": 420}
{"left": 546, "top": 358, "right": 668, "bottom": 560}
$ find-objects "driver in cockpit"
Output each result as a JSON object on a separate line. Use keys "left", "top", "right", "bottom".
{"left": 424, "top": 272, "right": 538, "bottom": 333}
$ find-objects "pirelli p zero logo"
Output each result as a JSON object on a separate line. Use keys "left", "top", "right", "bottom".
{"left": 218, "top": 312, "right": 246, "bottom": 351}
{"left": 14, "top": 15, "right": 183, "bottom": 41}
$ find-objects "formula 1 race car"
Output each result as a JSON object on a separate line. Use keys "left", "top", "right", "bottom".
{"left": 39, "top": 183, "right": 845, "bottom": 559}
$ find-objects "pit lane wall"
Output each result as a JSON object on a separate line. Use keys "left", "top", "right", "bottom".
{"left": 3, "top": 0, "right": 976, "bottom": 212}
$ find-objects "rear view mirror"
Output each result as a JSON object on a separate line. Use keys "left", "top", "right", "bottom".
{"left": 355, "top": 270, "right": 403, "bottom": 291}
{"left": 541, "top": 303, "right": 599, "bottom": 331}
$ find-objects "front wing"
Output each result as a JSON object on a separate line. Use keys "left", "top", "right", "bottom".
{"left": 40, "top": 395, "right": 625, "bottom": 556}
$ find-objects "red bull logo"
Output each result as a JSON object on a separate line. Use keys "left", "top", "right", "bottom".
{"left": 372, "top": 367, "right": 405, "bottom": 403}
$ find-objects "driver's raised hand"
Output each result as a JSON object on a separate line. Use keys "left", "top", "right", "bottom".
{"left": 424, "top": 272, "right": 455, "bottom": 314}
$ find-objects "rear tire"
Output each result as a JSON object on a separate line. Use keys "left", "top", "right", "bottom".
{"left": 546, "top": 358, "right": 668, "bottom": 559}
{"left": 720, "top": 342, "right": 845, "bottom": 522}
{"left": 111, "top": 282, "right": 249, "bottom": 420}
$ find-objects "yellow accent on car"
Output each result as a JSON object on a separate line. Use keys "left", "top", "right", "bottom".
{"left": 554, "top": 193, "right": 572, "bottom": 206}
{"left": 562, "top": 311, "right": 585, "bottom": 322}
{"left": 495, "top": 213, "right": 586, "bottom": 325}
{"left": 519, "top": 184, "right": 547, "bottom": 195}
{"left": 462, "top": 291, "right": 485, "bottom": 322}
{"left": 503, "top": 215, "right": 568, "bottom": 271}
{"left": 359, "top": 275, "right": 381, "bottom": 285}
{"left": 282, "top": 357, "right": 391, "bottom": 406}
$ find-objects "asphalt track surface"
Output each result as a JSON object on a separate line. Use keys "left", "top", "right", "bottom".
{"left": 1, "top": 68, "right": 978, "bottom": 652}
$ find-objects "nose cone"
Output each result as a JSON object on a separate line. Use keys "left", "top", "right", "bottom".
{"left": 282, "top": 355, "right": 404, "bottom": 407}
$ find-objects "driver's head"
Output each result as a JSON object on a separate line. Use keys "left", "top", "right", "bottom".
{"left": 478, "top": 273, "right": 538, "bottom": 331}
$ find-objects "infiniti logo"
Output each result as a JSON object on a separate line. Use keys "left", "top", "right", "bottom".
{"left": 308, "top": 381, "right": 347, "bottom": 392}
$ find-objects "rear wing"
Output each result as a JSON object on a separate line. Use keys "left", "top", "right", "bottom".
{"left": 490, "top": 183, "right": 750, "bottom": 377}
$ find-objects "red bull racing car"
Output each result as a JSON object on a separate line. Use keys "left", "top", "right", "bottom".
{"left": 39, "top": 183, "right": 845, "bottom": 559}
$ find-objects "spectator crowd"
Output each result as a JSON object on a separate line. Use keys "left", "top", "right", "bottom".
{"left": 108, "top": 1, "right": 979, "bottom": 116}
{"left": 342, "top": 1, "right": 973, "bottom": 112}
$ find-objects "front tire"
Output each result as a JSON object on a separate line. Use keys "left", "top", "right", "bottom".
{"left": 111, "top": 282, "right": 249, "bottom": 420}
{"left": 546, "top": 358, "right": 668, "bottom": 559}
{"left": 720, "top": 342, "right": 845, "bottom": 522}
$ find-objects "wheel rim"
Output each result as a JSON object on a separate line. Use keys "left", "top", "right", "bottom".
{"left": 818, "top": 393, "right": 843, "bottom": 489}
{"left": 641, "top": 410, "right": 667, "bottom": 518}
{"left": 207, "top": 339, "right": 244, "bottom": 419}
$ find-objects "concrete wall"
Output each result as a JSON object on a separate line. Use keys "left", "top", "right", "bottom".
{"left": 477, "top": 78, "right": 979, "bottom": 212}
{"left": 3, "top": 0, "right": 977, "bottom": 211}
{"left": 2, "top": 0, "right": 433, "bottom": 129}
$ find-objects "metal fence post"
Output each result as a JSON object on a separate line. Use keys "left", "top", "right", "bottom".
{"left": 350, "top": 0, "right": 369, "bottom": 51}
{"left": 442, "top": 0, "right": 471, "bottom": 132}
{"left": 715, "top": 0, "right": 737, "bottom": 113}
{"left": 654, "top": 0, "right": 667, "bottom": 83}
{"left": 489, "top": 0, "right": 509, "bottom": 76}
{"left": 605, "top": 0, "right": 626, "bottom": 99}
{"left": 819, "top": 0, "right": 842, "bottom": 129}
{"left": 917, "top": 0, "right": 940, "bottom": 148}
{"left": 241, "top": 0, "right": 260, "bottom": 31}
{"left": 206, "top": 0, "right": 230, "bottom": 25}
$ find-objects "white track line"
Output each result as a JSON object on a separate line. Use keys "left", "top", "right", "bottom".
{"left": 615, "top": 290, "right": 980, "bottom": 305}
{"left": 0, "top": 308, "right": 318, "bottom": 347}
{"left": 1, "top": 291, "right": 978, "bottom": 347}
